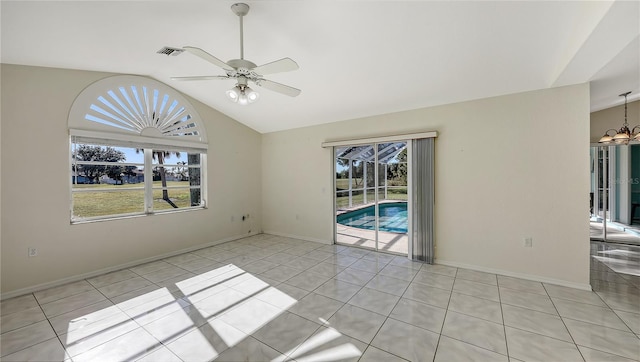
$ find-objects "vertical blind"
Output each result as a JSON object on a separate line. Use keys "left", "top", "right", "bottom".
{"left": 411, "top": 138, "right": 435, "bottom": 263}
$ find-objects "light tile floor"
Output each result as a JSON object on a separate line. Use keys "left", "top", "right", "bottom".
{"left": 1, "top": 235, "right": 639, "bottom": 361}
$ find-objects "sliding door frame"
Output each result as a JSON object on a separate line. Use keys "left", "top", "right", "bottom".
{"left": 326, "top": 131, "right": 436, "bottom": 257}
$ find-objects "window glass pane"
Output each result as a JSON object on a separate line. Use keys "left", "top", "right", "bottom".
{"left": 72, "top": 144, "right": 143, "bottom": 185}
{"left": 73, "top": 189, "right": 145, "bottom": 219}
{"left": 378, "top": 163, "right": 386, "bottom": 186}
{"left": 381, "top": 144, "right": 407, "bottom": 202}
{"left": 366, "top": 189, "right": 376, "bottom": 204}
{"left": 350, "top": 189, "right": 365, "bottom": 207}
{"left": 351, "top": 160, "right": 364, "bottom": 189}
{"left": 152, "top": 187, "right": 199, "bottom": 210}
{"left": 365, "top": 161, "right": 375, "bottom": 187}
{"left": 187, "top": 154, "right": 202, "bottom": 182}
{"left": 336, "top": 190, "right": 350, "bottom": 209}
{"left": 152, "top": 149, "right": 202, "bottom": 209}
{"left": 151, "top": 150, "right": 188, "bottom": 165}
{"left": 72, "top": 143, "right": 146, "bottom": 220}
{"left": 385, "top": 186, "right": 408, "bottom": 201}
{"left": 336, "top": 158, "right": 349, "bottom": 191}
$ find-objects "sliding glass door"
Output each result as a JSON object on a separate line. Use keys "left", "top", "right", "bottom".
{"left": 590, "top": 144, "right": 640, "bottom": 242}
{"left": 334, "top": 142, "right": 408, "bottom": 255}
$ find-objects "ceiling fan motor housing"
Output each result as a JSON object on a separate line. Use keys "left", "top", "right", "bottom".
{"left": 231, "top": 3, "right": 250, "bottom": 17}
{"left": 227, "top": 59, "right": 257, "bottom": 70}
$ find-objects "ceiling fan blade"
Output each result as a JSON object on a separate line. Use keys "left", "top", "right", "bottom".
{"left": 170, "top": 76, "right": 230, "bottom": 81}
{"left": 183, "top": 46, "right": 232, "bottom": 70}
{"left": 252, "top": 58, "right": 299, "bottom": 75}
{"left": 256, "top": 79, "right": 301, "bottom": 97}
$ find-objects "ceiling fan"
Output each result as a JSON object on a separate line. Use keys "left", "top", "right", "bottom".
{"left": 169, "top": 3, "right": 301, "bottom": 105}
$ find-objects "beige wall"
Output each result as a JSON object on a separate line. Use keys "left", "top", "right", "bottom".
{"left": 0, "top": 64, "right": 262, "bottom": 296}
{"left": 0, "top": 63, "right": 593, "bottom": 294}
{"left": 263, "top": 84, "right": 591, "bottom": 288}
{"left": 590, "top": 99, "right": 640, "bottom": 143}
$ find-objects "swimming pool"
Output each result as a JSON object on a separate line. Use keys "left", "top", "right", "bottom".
{"left": 337, "top": 202, "right": 407, "bottom": 233}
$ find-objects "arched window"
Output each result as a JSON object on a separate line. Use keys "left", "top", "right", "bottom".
{"left": 68, "top": 75, "right": 208, "bottom": 222}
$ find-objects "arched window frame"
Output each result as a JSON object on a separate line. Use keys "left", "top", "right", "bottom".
{"left": 68, "top": 75, "right": 208, "bottom": 223}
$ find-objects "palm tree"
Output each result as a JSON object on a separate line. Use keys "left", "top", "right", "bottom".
{"left": 136, "top": 149, "right": 180, "bottom": 208}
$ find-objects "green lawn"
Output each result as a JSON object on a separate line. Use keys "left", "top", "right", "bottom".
{"left": 336, "top": 178, "right": 406, "bottom": 190}
{"left": 72, "top": 181, "right": 195, "bottom": 218}
{"left": 336, "top": 187, "right": 407, "bottom": 208}
{"left": 73, "top": 178, "right": 406, "bottom": 218}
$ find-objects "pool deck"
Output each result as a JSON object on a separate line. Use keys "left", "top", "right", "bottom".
{"left": 336, "top": 223, "right": 408, "bottom": 255}
{"left": 336, "top": 199, "right": 406, "bottom": 215}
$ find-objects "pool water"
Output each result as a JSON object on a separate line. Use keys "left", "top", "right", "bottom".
{"left": 337, "top": 202, "right": 407, "bottom": 233}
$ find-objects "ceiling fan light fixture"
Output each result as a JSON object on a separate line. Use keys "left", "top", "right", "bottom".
{"left": 226, "top": 87, "right": 240, "bottom": 102}
{"left": 227, "top": 84, "right": 258, "bottom": 105}
{"left": 245, "top": 86, "right": 259, "bottom": 103}
{"left": 237, "top": 87, "right": 259, "bottom": 105}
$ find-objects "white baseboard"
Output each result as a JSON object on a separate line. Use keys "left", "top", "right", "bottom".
{"left": 1, "top": 231, "right": 259, "bottom": 300}
{"left": 435, "top": 258, "right": 592, "bottom": 291}
{"left": 262, "top": 230, "right": 331, "bottom": 245}
{"left": 3, "top": 232, "right": 593, "bottom": 300}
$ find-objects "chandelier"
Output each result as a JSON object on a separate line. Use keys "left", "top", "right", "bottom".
{"left": 598, "top": 91, "right": 640, "bottom": 145}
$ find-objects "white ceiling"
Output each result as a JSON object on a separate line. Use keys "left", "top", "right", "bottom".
{"left": 2, "top": 1, "right": 638, "bottom": 133}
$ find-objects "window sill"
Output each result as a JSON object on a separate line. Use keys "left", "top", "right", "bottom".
{"left": 70, "top": 206, "right": 207, "bottom": 225}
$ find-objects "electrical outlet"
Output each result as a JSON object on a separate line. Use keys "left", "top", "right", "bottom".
{"left": 28, "top": 247, "right": 38, "bottom": 257}
{"left": 524, "top": 237, "right": 533, "bottom": 247}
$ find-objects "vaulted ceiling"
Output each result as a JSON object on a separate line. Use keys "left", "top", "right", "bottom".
{"left": 2, "top": 1, "right": 638, "bottom": 133}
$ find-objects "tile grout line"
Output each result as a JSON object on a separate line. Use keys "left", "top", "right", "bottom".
{"left": 286, "top": 248, "right": 392, "bottom": 356}
{"left": 261, "top": 243, "right": 342, "bottom": 360}
{"left": 541, "top": 282, "right": 587, "bottom": 362}
{"left": 430, "top": 265, "right": 457, "bottom": 362}
{"left": 549, "top": 269, "right": 639, "bottom": 358}
{"left": 496, "top": 276, "right": 511, "bottom": 360}
{"left": 361, "top": 255, "right": 423, "bottom": 362}
{"left": 588, "top": 258, "right": 640, "bottom": 336}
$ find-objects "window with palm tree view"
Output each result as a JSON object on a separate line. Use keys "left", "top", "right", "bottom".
{"left": 68, "top": 75, "right": 208, "bottom": 222}
{"left": 71, "top": 142, "right": 204, "bottom": 221}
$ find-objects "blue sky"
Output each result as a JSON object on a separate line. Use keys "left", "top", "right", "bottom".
{"left": 118, "top": 147, "right": 188, "bottom": 166}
